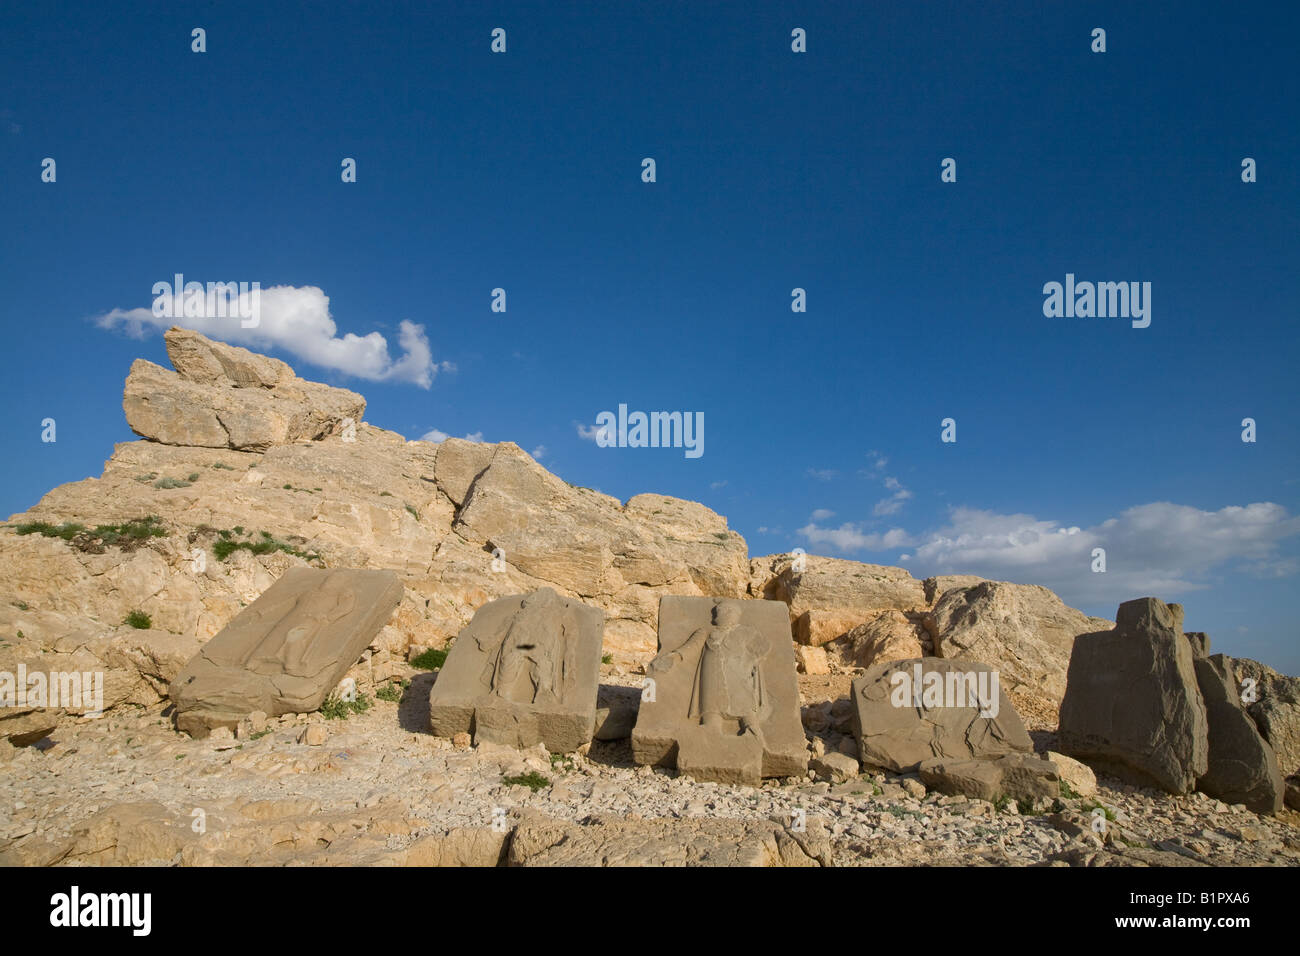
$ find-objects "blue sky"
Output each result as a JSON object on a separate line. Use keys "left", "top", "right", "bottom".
{"left": 2, "top": 1, "right": 1298, "bottom": 671}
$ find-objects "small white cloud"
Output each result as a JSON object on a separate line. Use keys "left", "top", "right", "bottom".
{"left": 531, "top": 445, "right": 547, "bottom": 460}
{"left": 463, "top": 431, "right": 484, "bottom": 443}
{"left": 419, "top": 429, "right": 449, "bottom": 443}
{"left": 806, "top": 468, "right": 839, "bottom": 481}
{"left": 710, "top": 480, "right": 728, "bottom": 490}
{"left": 96, "top": 284, "right": 442, "bottom": 388}
{"left": 810, "top": 508, "right": 835, "bottom": 521}
{"left": 577, "top": 422, "right": 611, "bottom": 442}
{"left": 798, "top": 522, "right": 914, "bottom": 552}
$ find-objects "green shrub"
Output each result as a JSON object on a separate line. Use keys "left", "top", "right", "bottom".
{"left": 124, "top": 610, "right": 152, "bottom": 629}
{"left": 154, "top": 477, "right": 192, "bottom": 489}
{"left": 375, "top": 680, "right": 408, "bottom": 703}
{"left": 411, "top": 648, "right": 447, "bottom": 670}
{"left": 502, "top": 772, "right": 550, "bottom": 792}
{"left": 320, "top": 693, "right": 372, "bottom": 720}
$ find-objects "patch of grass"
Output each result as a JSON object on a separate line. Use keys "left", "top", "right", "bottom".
{"left": 175, "top": 754, "right": 186, "bottom": 760}
{"left": 186, "top": 472, "right": 200, "bottom": 482}
{"left": 993, "top": 794, "right": 1010, "bottom": 813}
{"left": 404, "top": 503, "right": 420, "bottom": 521}
{"left": 601, "top": 654, "right": 613, "bottom": 665}
{"left": 1059, "top": 780, "right": 1080, "bottom": 800}
{"left": 410, "top": 648, "right": 447, "bottom": 670}
{"left": 550, "top": 753, "right": 575, "bottom": 773}
{"left": 154, "top": 477, "right": 192, "bottom": 489}
{"left": 320, "top": 693, "right": 372, "bottom": 720}
{"left": 124, "top": 610, "right": 152, "bottom": 629}
{"left": 379, "top": 491, "right": 393, "bottom": 497}
{"left": 211, "top": 528, "right": 321, "bottom": 564}
{"left": 14, "top": 520, "right": 85, "bottom": 540}
{"left": 250, "top": 729, "right": 273, "bottom": 740}
{"left": 211, "top": 462, "right": 237, "bottom": 470}
{"left": 12, "top": 601, "right": 29, "bottom": 611}
{"left": 375, "top": 679, "right": 409, "bottom": 703}
{"left": 502, "top": 771, "right": 550, "bottom": 792}
{"left": 884, "top": 805, "right": 922, "bottom": 819}
{"left": 283, "top": 483, "right": 293, "bottom": 490}
{"left": 1080, "top": 800, "right": 1117, "bottom": 822}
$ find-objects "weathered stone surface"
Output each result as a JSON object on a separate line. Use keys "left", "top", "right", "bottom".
{"left": 170, "top": 566, "right": 402, "bottom": 736}
{"left": 794, "top": 644, "right": 830, "bottom": 675}
{"left": 124, "top": 327, "right": 365, "bottom": 450}
{"left": 926, "top": 581, "right": 1113, "bottom": 708}
{"left": 1058, "top": 597, "right": 1208, "bottom": 794}
{"left": 922, "top": 575, "right": 986, "bottom": 605}
{"left": 810, "top": 751, "right": 860, "bottom": 783}
{"left": 919, "top": 753, "right": 1060, "bottom": 803}
{"left": 427, "top": 588, "right": 603, "bottom": 752}
{"left": 632, "top": 597, "right": 806, "bottom": 784}
{"left": 593, "top": 685, "right": 640, "bottom": 740}
{"left": 752, "top": 554, "right": 927, "bottom": 646}
{"left": 850, "top": 658, "right": 1032, "bottom": 773}
{"left": 1230, "top": 657, "right": 1300, "bottom": 778}
{"left": 1193, "top": 655, "right": 1283, "bottom": 814}
{"left": 508, "top": 813, "right": 831, "bottom": 867}
{"left": 1046, "top": 751, "right": 1098, "bottom": 798}
{"left": 833, "top": 609, "right": 927, "bottom": 668}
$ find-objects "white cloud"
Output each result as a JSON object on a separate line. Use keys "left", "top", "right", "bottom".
{"left": 96, "top": 284, "right": 444, "bottom": 388}
{"left": 420, "top": 428, "right": 482, "bottom": 444}
{"left": 907, "top": 502, "right": 1300, "bottom": 607}
{"left": 810, "top": 508, "right": 835, "bottom": 521}
{"left": 531, "top": 445, "right": 547, "bottom": 460}
{"left": 806, "top": 468, "right": 839, "bottom": 481}
{"left": 798, "top": 522, "right": 914, "bottom": 553}
{"left": 710, "top": 480, "right": 728, "bottom": 490}
{"left": 576, "top": 422, "right": 611, "bottom": 442}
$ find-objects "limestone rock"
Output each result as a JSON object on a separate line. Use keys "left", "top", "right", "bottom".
{"left": 810, "top": 751, "right": 860, "bottom": 783}
{"left": 833, "top": 609, "right": 927, "bottom": 668}
{"left": 632, "top": 597, "right": 807, "bottom": 784}
{"left": 927, "top": 580, "right": 1113, "bottom": 708}
{"left": 1193, "top": 655, "right": 1284, "bottom": 814}
{"left": 170, "top": 566, "right": 403, "bottom": 736}
{"left": 508, "top": 813, "right": 831, "bottom": 867}
{"left": 794, "top": 643, "right": 830, "bottom": 675}
{"left": 427, "top": 588, "right": 604, "bottom": 752}
{"left": 1230, "top": 657, "right": 1300, "bottom": 777}
{"left": 1058, "top": 597, "right": 1209, "bottom": 794}
{"left": 1046, "top": 751, "right": 1098, "bottom": 798}
{"left": 124, "top": 328, "right": 364, "bottom": 450}
{"left": 752, "top": 554, "right": 926, "bottom": 646}
{"left": 850, "top": 658, "right": 1033, "bottom": 773}
{"left": 918, "top": 753, "right": 1060, "bottom": 804}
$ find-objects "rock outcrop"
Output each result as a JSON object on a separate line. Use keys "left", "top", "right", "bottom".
{"left": 124, "top": 328, "right": 365, "bottom": 450}
{"left": 1193, "top": 654, "right": 1284, "bottom": 813}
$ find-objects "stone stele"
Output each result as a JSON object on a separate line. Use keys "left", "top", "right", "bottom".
{"left": 170, "top": 567, "right": 403, "bottom": 737}
{"left": 632, "top": 596, "right": 807, "bottom": 785}
{"left": 428, "top": 587, "right": 604, "bottom": 752}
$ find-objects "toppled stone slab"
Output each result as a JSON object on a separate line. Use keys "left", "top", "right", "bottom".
{"left": 1058, "top": 597, "right": 1208, "bottom": 794}
{"left": 428, "top": 588, "right": 603, "bottom": 752}
{"left": 124, "top": 327, "right": 365, "bottom": 450}
{"left": 850, "top": 658, "right": 1032, "bottom": 773}
{"left": 632, "top": 596, "right": 806, "bottom": 784}
{"left": 918, "top": 753, "right": 1060, "bottom": 803}
{"left": 508, "top": 813, "right": 831, "bottom": 867}
{"left": 1193, "top": 654, "right": 1284, "bottom": 814}
{"left": 170, "top": 567, "right": 402, "bottom": 736}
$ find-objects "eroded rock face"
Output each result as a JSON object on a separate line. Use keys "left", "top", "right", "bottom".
{"left": 428, "top": 588, "right": 603, "bottom": 752}
{"left": 918, "top": 753, "right": 1060, "bottom": 804}
{"left": 849, "top": 658, "right": 1032, "bottom": 773}
{"left": 750, "top": 554, "right": 926, "bottom": 647}
{"left": 1193, "top": 654, "right": 1283, "bottom": 814}
{"left": 170, "top": 567, "right": 403, "bottom": 736}
{"left": 632, "top": 597, "right": 806, "bottom": 785}
{"left": 1058, "top": 597, "right": 1208, "bottom": 794}
{"left": 1229, "top": 657, "right": 1300, "bottom": 778}
{"left": 124, "top": 328, "right": 365, "bottom": 450}
{"left": 926, "top": 580, "right": 1113, "bottom": 709}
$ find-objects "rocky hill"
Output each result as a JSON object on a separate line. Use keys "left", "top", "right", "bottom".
{"left": 2, "top": 328, "right": 1297, "bottom": 866}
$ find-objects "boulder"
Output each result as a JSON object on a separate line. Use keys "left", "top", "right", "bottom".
{"left": 849, "top": 658, "right": 1033, "bottom": 773}
{"left": 752, "top": 554, "right": 926, "bottom": 646}
{"left": 918, "top": 753, "right": 1060, "bottom": 803}
{"left": 632, "top": 597, "right": 807, "bottom": 785}
{"left": 794, "top": 644, "right": 830, "bottom": 675}
{"left": 1230, "top": 657, "right": 1300, "bottom": 778}
{"left": 833, "top": 609, "right": 927, "bottom": 668}
{"left": 926, "top": 580, "right": 1112, "bottom": 708}
{"left": 170, "top": 566, "right": 403, "bottom": 736}
{"left": 427, "top": 588, "right": 604, "bottom": 752}
{"left": 1046, "top": 750, "right": 1098, "bottom": 798}
{"left": 124, "top": 327, "right": 364, "bottom": 450}
{"left": 1058, "top": 597, "right": 1208, "bottom": 794}
{"left": 1193, "top": 655, "right": 1284, "bottom": 814}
